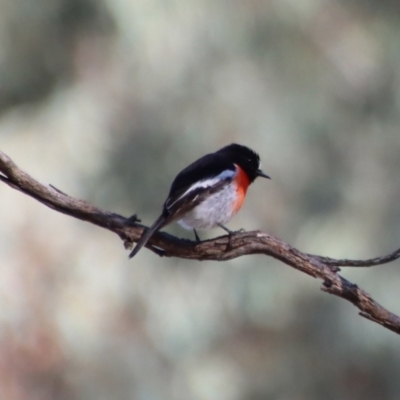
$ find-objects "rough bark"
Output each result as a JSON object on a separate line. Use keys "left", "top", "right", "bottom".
{"left": 1, "top": 149, "right": 400, "bottom": 334}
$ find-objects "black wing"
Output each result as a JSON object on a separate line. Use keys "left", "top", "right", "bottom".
{"left": 168, "top": 153, "right": 234, "bottom": 195}
{"left": 163, "top": 153, "right": 235, "bottom": 222}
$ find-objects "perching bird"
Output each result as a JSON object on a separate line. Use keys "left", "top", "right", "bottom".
{"left": 129, "top": 143, "right": 270, "bottom": 257}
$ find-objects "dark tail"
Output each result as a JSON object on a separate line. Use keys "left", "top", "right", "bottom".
{"left": 129, "top": 214, "right": 167, "bottom": 258}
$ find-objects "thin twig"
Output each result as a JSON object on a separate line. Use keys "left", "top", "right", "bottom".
{"left": 309, "top": 250, "right": 400, "bottom": 267}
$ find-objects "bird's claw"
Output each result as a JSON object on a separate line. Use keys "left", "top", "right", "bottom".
{"left": 126, "top": 214, "right": 141, "bottom": 225}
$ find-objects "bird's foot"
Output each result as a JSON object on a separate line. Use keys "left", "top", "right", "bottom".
{"left": 126, "top": 214, "right": 141, "bottom": 226}
{"left": 217, "top": 224, "right": 245, "bottom": 250}
{"left": 217, "top": 223, "right": 245, "bottom": 235}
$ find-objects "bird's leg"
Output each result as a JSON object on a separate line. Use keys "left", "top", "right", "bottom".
{"left": 217, "top": 223, "right": 245, "bottom": 235}
{"left": 126, "top": 214, "right": 141, "bottom": 225}
{"left": 217, "top": 223, "right": 245, "bottom": 251}
{"left": 193, "top": 229, "right": 201, "bottom": 242}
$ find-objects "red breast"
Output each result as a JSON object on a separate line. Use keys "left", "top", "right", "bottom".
{"left": 232, "top": 164, "right": 250, "bottom": 213}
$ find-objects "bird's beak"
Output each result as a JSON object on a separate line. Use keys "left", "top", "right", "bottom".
{"left": 257, "top": 169, "right": 271, "bottom": 179}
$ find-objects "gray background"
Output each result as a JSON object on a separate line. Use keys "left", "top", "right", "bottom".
{"left": 0, "top": 0, "right": 400, "bottom": 399}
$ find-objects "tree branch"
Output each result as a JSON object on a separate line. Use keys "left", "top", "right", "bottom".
{"left": 1, "top": 149, "right": 400, "bottom": 334}
{"left": 308, "top": 251, "right": 400, "bottom": 267}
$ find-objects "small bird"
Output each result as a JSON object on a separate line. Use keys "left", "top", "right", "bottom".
{"left": 129, "top": 143, "right": 270, "bottom": 258}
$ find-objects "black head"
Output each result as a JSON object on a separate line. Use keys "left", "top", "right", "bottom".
{"left": 216, "top": 143, "right": 270, "bottom": 183}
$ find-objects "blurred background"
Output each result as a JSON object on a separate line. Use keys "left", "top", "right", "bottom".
{"left": 1, "top": 0, "right": 400, "bottom": 399}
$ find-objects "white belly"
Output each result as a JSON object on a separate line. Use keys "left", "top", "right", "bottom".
{"left": 176, "top": 184, "right": 238, "bottom": 230}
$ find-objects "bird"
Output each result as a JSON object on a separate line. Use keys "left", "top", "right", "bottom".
{"left": 129, "top": 143, "right": 270, "bottom": 258}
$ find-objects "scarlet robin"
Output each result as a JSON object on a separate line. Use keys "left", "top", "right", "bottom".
{"left": 129, "top": 143, "right": 270, "bottom": 258}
